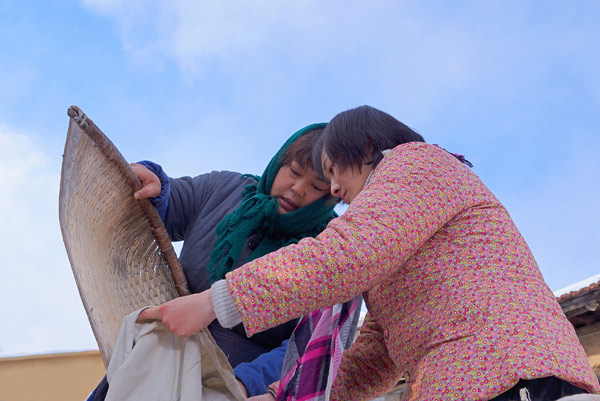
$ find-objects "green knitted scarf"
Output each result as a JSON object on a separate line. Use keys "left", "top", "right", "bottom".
{"left": 206, "top": 123, "right": 337, "bottom": 283}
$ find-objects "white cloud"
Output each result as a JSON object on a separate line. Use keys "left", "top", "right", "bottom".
{"left": 0, "top": 127, "right": 96, "bottom": 356}
{"left": 82, "top": 0, "right": 311, "bottom": 71}
{"left": 79, "top": 0, "right": 485, "bottom": 127}
{"left": 82, "top": 0, "right": 315, "bottom": 59}
{"left": 79, "top": 1, "right": 600, "bottom": 125}
{"left": 80, "top": 1, "right": 474, "bottom": 84}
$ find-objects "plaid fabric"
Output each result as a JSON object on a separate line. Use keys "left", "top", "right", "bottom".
{"left": 276, "top": 296, "right": 362, "bottom": 401}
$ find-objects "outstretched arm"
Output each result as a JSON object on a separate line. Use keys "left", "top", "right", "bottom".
{"left": 140, "top": 145, "right": 473, "bottom": 338}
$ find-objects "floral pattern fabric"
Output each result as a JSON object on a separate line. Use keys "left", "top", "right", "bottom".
{"left": 226, "top": 142, "right": 599, "bottom": 400}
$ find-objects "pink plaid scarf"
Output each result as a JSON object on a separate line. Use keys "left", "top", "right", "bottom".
{"left": 276, "top": 296, "right": 362, "bottom": 401}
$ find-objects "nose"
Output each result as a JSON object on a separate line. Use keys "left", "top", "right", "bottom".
{"left": 291, "top": 179, "right": 307, "bottom": 197}
{"left": 330, "top": 179, "right": 342, "bottom": 197}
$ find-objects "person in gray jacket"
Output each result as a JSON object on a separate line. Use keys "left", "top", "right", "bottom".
{"left": 132, "top": 123, "right": 338, "bottom": 396}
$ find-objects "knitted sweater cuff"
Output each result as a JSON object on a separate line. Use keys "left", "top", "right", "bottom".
{"left": 211, "top": 279, "right": 243, "bottom": 328}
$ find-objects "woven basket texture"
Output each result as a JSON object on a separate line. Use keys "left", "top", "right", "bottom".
{"left": 59, "top": 106, "right": 189, "bottom": 365}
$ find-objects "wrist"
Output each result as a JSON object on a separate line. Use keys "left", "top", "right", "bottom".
{"left": 206, "top": 289, "right": 217, "bottom": 321}
{"left": 210, "top": 279, "right": 242, "bottom": 328}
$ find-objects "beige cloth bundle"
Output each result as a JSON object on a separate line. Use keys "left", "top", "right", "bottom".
{"left": 106, "top": 309, "right": 245, "bottom": 401}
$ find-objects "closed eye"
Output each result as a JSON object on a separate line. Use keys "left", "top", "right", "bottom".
{"left": 312, "top": 183, "right": 328, "bottom": 192}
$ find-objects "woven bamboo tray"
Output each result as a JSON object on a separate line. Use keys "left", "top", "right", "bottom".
{"left": 59, "top": 106, "right": 190, "bottom": 365}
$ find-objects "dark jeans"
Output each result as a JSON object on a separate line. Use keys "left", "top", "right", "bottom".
{"left": 490, "top": 376, "right": 588, "bottom": 401}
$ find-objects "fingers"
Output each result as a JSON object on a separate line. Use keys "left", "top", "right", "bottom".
{"left": 137, "top": 306, "right": 161, "bottom": 322}
{"left": 130, "top": 163, "right": 145, "bottom": 179}
{"left": 133, "top": 185, "right": 158, "bottom": 200}
{"left": 137, "top": 301, "right": 191, "bottom": 336}
{"left": 135, "top": 293, "right": 217, "bottom": 337}
{"left": 130, "top": 163, "right": 161, "bottom": 199}
{"left": 159, "top": 293, "right": 216, "bottom": 337}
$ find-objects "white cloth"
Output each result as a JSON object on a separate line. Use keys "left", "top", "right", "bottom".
{"left": 105, "top": 308, "right": 246, "bottom": 401}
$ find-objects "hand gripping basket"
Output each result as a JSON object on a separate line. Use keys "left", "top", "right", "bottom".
{"left": 59, "top": 106, "right": 190, "bottom": 365}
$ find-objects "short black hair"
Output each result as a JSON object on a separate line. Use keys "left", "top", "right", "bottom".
{"left": 315, "top": 105, "right": 425, "bottom": 174}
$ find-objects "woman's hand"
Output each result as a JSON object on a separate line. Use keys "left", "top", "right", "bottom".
{"left": 130, "top": 163, "right": 161, "bottom": 199}
{"left": 137, "top": 290, "right": 217, "bottom": 336}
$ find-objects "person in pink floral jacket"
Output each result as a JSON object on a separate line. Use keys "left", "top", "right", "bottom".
{"left": 141, "top": 106, "right": 600, "bottom": 401}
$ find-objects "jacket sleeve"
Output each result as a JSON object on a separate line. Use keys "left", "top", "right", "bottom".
{"left": 330, "top": 312, "right": 402, "bottom": 401}
{"left": 233, "top": 339, "right": 289, "bottom": 397}
{"left": 162, "top": 170, "right": 247, "bottom": 242}
{"left": 224, "top": 143, "right": 473, "bottom": 336}
{"left": 161, "top": 174, "right": 208, "bottom": 242}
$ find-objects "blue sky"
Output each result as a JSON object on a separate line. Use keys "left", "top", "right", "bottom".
{"left": 1, "top": 1, "right": 599, "bottom": 356}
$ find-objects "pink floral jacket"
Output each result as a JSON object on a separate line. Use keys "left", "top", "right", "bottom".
{"left": 225, "top": 143, "right": 599, "bottom": 400}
